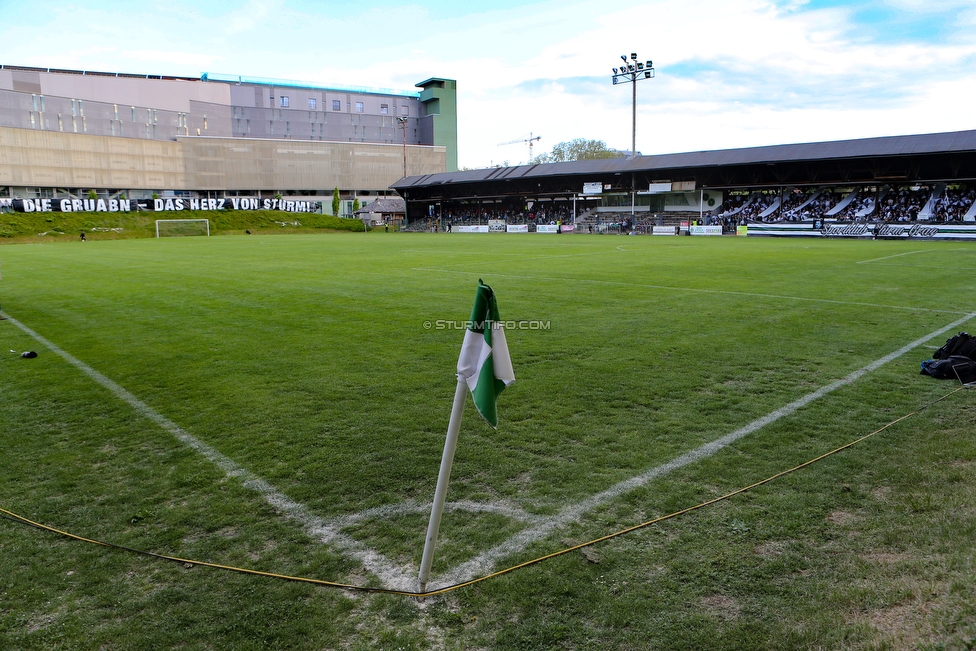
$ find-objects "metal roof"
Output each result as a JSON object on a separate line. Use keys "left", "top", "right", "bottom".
{"left": 393, "top": 129, "right": 976, "bottom": 190}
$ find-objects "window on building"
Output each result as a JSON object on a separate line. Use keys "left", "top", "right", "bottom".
{"left": 78, "top": 100, "right": 83, "bottom": 116}
{"left": 355, "top": 102, "right": 364, "bottom": 113}
{"left": 58, "top": 115, "right": 63, "bottom": 131}
{"left": 280, "top": 96, "right": 290, "bottom": 107}
{"left": 131, "top": 106, "right": 136, "bottom": 121}
{"left": 203, "top": 115, "right": 208, "bottom": 130}
{"left": 71, "top": 100, "right": 77, "bottom": 116}
{"left": 380, "top": 104, "right": 388, "bottom": 115}
{"left": 401, "top": 106, "right": 408, "bottom": 115}
{"left": 308, "top": 98, "right": 317, "bottom": 110}
{"left": 332, "top": 99, "right": 341, "bottom": 111}
{"left": 39, "top": 96, "right": 45, "bottom": 112}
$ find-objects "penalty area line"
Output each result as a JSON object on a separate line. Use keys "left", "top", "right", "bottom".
{"left": 0, "top": 311, "right": 415, "bottom": 592}
{"left": 432, "top": 309, "right": 976, "bottom": 589}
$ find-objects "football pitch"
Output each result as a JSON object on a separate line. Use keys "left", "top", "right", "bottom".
{"left": 1, "top": 232, "right": 975, "bottom": 650}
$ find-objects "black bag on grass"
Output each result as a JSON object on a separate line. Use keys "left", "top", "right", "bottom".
{"left": 933, "top": 332, "right": 976, "bottom": 361}
{"left": 920, "top": 355, "right": 976, "bottom": 379}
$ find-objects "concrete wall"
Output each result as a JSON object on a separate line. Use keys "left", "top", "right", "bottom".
{"left": 0, "top": 126, "right": 186, "bottom": 189}
{"left": 0, "top": 126, "right": 445, "bottom": 192}
{"left": 179, "top": 137, "right": 445, "bottom": 191}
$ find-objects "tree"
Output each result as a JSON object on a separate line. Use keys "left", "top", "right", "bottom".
{"left": 534, "top": 139, "right": 625, "bottom": 164}
{"left": 332, "top": 187, "right": 340, "bottom": 217}
{"left": 352, "top": 198, "right": 360, "bottom": 213}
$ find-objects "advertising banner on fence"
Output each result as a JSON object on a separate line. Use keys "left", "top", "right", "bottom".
{"left": 737, "top": 225, "right": 748, "bottom": 236}
{"left": 3, "top": 196, "right": 319, "bottom": 214}
{"left": 653, "top": 226, "right": 678, "bottom": 236}
{"left": 690, "top": 225, "right": 723, "bottom": 236}
{"left": 506, "top": 224, "right": 528, "bottom": 233}
{"left": 457, "top": 225, "right": 489, "bottom": 233}
{"left": 561, "top": 224, "right": 575, "bottom": 232}
{"left": 488, "top": 220, "right": 506, "bottom": 232}
{"left": 745, "top": 221, "right": 976, "bottom": 240}
{"left": 536, "top": 225, "right": 559, "bottom": 233}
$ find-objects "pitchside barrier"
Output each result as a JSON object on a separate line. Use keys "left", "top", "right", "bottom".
{"left": 452, "top": 225, "right": 573, "bottom": 233}
{"left": 745, "top": 221, "right": 976, "bottom": 240}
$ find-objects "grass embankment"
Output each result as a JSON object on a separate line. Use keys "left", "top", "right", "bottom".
{"left": 0, "top": 208, "right": 365, "bottom": 241}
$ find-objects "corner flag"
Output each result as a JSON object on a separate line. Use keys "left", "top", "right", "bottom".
{"left": 456, "top": 280, "right": 515, "bottom": 428}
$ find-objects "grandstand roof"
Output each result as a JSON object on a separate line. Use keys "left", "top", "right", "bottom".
{"left": 393, "top": 129, "right": 976, "bottom": 193}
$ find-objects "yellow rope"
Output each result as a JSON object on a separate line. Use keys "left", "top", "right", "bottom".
{"left": 0, "top": 386, "right": 965, "bottom": 598}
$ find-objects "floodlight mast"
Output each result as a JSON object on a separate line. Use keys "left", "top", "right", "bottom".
{"left": 611, "top": 52, "right": 655, "bottom": 225}
{"left": 396, "top": 116, "right": 408, "bottom": 179}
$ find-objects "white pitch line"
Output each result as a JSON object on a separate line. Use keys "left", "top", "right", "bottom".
{"left": 327, "top": 499, "right": 544, "bottom": 529}
{"left": 431, "top": 310, "right": 976, "bottom": 588}
{"left": 411, "top": 267, "right": 969, "bottom": 315}
{"left": 856, "top": 263, "right": 976, "bottom": 272}
{"left": 856, "top": 250, "right": 927, "bottom": 264}
{"left": 1, "top": 312, "right": 415, "bottom": 591}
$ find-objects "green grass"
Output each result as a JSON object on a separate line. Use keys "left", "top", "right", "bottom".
{"left": 1, "top": 232, "right": 975, "bottom": 649}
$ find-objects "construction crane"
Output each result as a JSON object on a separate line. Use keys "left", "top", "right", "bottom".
{"left": 497, "top": 133, "right": 542, "bottom": 164}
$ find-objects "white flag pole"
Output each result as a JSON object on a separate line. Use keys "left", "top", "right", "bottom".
{"left": 418, "top": 376, "right": 468, "bottom": 593}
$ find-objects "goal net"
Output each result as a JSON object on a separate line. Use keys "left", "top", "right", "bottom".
{"left": 155, "top": 219, "right": 211, "bottom": 238}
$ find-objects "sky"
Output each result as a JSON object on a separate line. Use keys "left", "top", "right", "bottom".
{"left": 1, "top": 0, "right": 974, "bottom": 169}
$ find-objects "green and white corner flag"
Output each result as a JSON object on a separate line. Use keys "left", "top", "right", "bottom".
{"left": 456, "top": 280, "right": 515, "bottom": 428}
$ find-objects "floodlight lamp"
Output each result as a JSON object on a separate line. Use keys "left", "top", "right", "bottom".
{"left": 621, "top": 55, "right": 628, "bottom": 62}
{"left": 613, "top": 68, "right": 618, "bottom": 74}
{"left": 629, "top": 65, "right": 635, "bottom": 72}
{"left": 646, "top": 60, "right": 652, "bottom": 68}
{"left": 644, "top": 71, "right": 651, "bottom": 78}
{"left": 637, "top": 62, "right": 643, "bottom": 70}
{"left": 631, "top": 52, "right": 637, "bottom": 60}
{"left": 612, "top": 77, "right": 618, "bottom": 85}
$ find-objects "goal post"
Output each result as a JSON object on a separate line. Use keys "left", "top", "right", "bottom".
{"left": 155, "top": 219, "right": 211, "bottom": 238}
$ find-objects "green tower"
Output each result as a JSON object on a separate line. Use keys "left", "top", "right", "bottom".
{"left": 417, "top": 78, "right": 458, "bottom": 172}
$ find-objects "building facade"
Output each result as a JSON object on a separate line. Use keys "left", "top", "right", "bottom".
{"left": 0, "top": 65, "right": 457, "bottom": 212}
